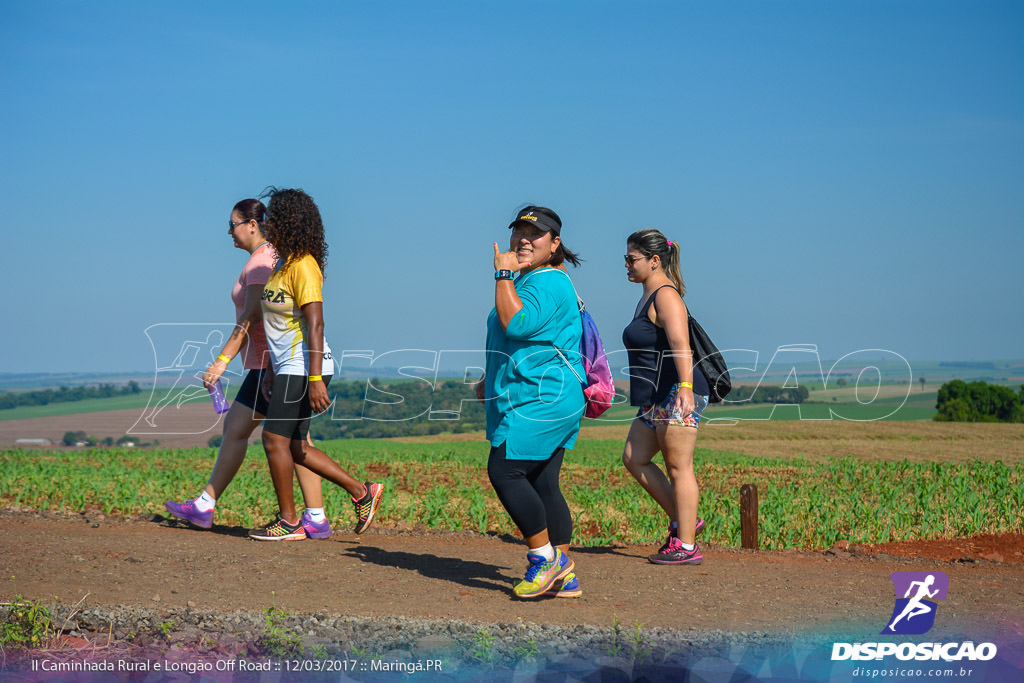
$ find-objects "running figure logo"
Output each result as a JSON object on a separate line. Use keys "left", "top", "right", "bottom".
{"left": 882, "top": 571, "right": 949, "bottom": 635}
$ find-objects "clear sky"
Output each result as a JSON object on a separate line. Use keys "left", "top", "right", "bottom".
{"left": 2, "top": 0, "right": 1022, "bottom": 376}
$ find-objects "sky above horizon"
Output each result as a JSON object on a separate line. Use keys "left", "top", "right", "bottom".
{"left": 2, "top": 0, "right": 1022, "bottom": 377}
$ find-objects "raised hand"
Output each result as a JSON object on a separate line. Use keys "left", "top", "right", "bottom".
{"left": 493, "top": 242, "right": 526, "bottom": 273}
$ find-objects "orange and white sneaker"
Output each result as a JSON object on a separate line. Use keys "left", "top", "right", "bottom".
{"left": 248, "top": 515, "right": 307, "bottom": 541}
{"left": 352, "top": 481, "right": 384, "bottom": 534}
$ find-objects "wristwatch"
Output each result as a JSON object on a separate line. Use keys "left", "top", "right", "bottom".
{"left": 494, "top": 270, "right": 513, "bottom": 280}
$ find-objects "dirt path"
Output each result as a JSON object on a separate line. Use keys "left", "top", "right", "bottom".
{"left": 2, "top": 511, "right": 1021, "bottom": 643}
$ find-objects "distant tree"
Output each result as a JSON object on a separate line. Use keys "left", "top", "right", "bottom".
{"left": 63, "top": 430, "right": 87, "bottom": 445}
{"left": 935, "top": 380, "right": 1023, "bottom": 422}
{"left": 208, "top": 435, "right": 223, "bottom": 448}
{"left": 938, "top": 397, "right": 971, "bottom": 421}
{"left": 836, "top": 378, "right": 848, "bottom": 388}
{"left": 919, "top": 377, "right": 926, "bottom": 392}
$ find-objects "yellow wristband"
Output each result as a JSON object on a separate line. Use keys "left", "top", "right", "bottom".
{"left": 217, "top": 354, "right": 231, "bottom": 364}
{"left": 308, "top": 375, "right": 323, "bottom": 382}
{"left": 678, "top": 381, "right": 693, "bottom": 389}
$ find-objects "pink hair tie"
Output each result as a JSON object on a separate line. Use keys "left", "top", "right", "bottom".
{"left": 667, "top": 240, "right": 673, "bottom": 247}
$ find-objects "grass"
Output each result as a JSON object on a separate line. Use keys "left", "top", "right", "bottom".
{"left": 261, "top": 605, "right": 304, "bottom": 658}
{"left": 0, "top": 596, "right": 56, "bottom": 650}
{"left": 1, "top": 438, "right": 1020, "bottom": 550}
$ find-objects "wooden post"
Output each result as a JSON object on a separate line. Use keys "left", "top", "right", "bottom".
{"left": 740, "top": 483, "right": 759, "bottom": 550}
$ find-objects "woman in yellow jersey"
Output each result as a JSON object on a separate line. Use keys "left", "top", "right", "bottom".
{"left": 164, "top": 198, "right": 331, "bottom": 539}
{"left": 248, "top": 188, "right": 384, "bottom": 541}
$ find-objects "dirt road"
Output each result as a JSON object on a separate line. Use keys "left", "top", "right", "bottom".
{"left": 2, "top": 511, "right": 1021, "bottom": 641}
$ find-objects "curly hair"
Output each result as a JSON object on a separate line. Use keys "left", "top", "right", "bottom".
{"left": 261, "top": 187, "right": 328, "bottom": 275}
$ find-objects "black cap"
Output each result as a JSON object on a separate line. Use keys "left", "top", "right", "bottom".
{"left": 508, "top": 209, "right": 561, "bottom": 236}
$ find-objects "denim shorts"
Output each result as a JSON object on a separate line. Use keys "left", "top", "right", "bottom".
{"left": 637, "top": 383, "right": 710, "bottom": 430}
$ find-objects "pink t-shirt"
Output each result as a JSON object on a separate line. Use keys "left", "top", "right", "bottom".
{"left": 232, "top": 242, "right": 276, "bottom": 369}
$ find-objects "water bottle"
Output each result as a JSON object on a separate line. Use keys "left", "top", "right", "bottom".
{"left": 208, "top": 379, "right": 230, "bottom": 414}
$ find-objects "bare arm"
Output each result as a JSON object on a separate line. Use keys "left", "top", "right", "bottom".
{"left": 493, "top": 242, "right": 524, "bottom": 329}
{"left": 202, "top": 283, "right": 265, "bottom": 388}
{"left": 301, "top": 301, "right": 330, "bottom": 414}
{"left": 653, "top": 289, "right": 696, "bottom": 415}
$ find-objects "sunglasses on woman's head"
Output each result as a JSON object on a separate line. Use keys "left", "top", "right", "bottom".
{"left": 624, "top": 254, "right": 648, "bottom": 266}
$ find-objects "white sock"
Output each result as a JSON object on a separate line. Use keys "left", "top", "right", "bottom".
{"left": 195, "top": 492, "right": 216, "bottom": 512}
{"left": 305, "top": 507, "right": 326, "bottom": 523}
{"left": 528, "top": 543, "right": 555, "bottom": 561}
{"left": 680, "top": 541, "right": 695, "bottom": 552}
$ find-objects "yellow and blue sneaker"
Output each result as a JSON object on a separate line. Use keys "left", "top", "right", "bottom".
{"left": 513, "top": 549, "right": 574, "bottom": 599}
{"left": 543, "top": 571, "right": 582, "bottom": 598}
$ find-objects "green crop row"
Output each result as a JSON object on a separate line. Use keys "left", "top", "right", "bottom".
{"left": 1, "top": 440, "right": 1020, "bottom": 550}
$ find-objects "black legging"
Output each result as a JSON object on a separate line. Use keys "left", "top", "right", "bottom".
{"left": 487, "top": 442, "right": 572, "bottom": 546}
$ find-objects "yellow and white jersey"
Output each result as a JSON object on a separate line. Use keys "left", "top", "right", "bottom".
{"left": 260, "top": 254, "right": 335, "bottom": 376}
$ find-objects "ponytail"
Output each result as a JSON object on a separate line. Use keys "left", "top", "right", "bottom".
{"left": 627, "top": 228, "right": 685, "bottom": 295}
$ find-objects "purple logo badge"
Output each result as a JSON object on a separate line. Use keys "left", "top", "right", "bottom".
{"left": 882, "top": 571, "right": 949, "bottom": 635}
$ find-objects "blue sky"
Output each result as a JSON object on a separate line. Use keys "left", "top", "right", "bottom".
{"left": 2, "top": 0, "right": 1022, "bottom": 376}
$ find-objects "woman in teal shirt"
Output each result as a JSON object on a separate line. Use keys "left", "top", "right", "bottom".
{"left": 479, "top": 205, "right": 585, "bottom": 599}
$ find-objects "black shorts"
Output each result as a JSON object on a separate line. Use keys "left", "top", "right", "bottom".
{"left": 262, "top": 373, "right": 332, "bottom": 441}
{"left": 233, "top": 368, "right": 270, "bottom": 417}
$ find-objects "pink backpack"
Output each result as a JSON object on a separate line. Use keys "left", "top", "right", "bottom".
{"left": 546, "top": 272, "right": 615, "bottom": 418}
{"left": 575, "top": 304, "right": 616, "bottom": 418}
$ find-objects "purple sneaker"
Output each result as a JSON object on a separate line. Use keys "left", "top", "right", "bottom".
{"left": 165, "top": 498, "right": 213, "bottom": 529}
{"left": 301, "top": 511, "right": 333, "bottom": 539}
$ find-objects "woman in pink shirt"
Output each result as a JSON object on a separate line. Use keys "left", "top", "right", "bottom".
{"left": 164, "top": 198, "right": 331, "bottom": 539}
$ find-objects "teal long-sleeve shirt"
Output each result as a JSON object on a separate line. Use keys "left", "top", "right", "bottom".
{"left": 484, "top": 267, "right": 585, "bottom": 460}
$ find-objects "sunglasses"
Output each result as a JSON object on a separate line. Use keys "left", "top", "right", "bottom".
{"left": 624, "top": 254, "right": 648, "bottom": 266}
{"left": 229, "top": 219, "right": 262, "bottom": 230}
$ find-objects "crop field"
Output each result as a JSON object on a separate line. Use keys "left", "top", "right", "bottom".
{"left": 0, "top": 386, "right": 246, "bottom": 422}
{"left": 563, "top": 383, "right": 942, "bottom": 424}
{"left": 0, "top": 380, "right": 942, "bottom": 424}
{"left": 2, "top": 436, "right": 1021, "bottom": 551}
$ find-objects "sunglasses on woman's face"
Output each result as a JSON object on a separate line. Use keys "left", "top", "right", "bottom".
{"left": 624, "top": 254, "right": 648, "bottom": 266}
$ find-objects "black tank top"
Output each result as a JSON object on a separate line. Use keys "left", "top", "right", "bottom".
{"left": 622, "top": 285, "right": 709, "bottom": 406}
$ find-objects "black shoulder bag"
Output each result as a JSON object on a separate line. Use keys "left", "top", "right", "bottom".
{"left": 687, "top": 311, "right": 732, "bottom": 403}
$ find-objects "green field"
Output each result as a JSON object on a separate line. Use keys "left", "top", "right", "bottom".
{"left": 1, "top": 382, "right": 942, "bottom": 428}
{"left": 596, "top": 388, "right": 939, "bottom": 422}
{"left": 0, "top": 386, "right": 243, "bottom": 422}
{"left": 2, "top": 439, "right": 1020, "bottom": 550}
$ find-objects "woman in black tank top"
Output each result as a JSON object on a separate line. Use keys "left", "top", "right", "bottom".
{"left": 620, "top": 228, "right": 708, "bottom": 566}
